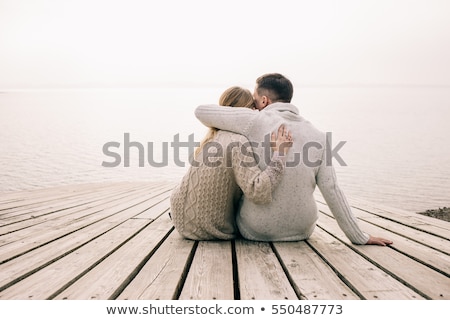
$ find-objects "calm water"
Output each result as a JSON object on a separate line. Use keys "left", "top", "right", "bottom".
{"left": 0, "top": 86, "right": 449, "bottom": 212}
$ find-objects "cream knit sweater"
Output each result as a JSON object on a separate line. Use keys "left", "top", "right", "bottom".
{"left": 195, "top": 102, "right": 370, "bottom": 244}
{"left": 170, "top": 130, "right": 285, "bottom": 240}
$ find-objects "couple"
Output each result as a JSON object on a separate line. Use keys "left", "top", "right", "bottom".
{"left": 170, "top": 73, "right": 392, "bottom": 246}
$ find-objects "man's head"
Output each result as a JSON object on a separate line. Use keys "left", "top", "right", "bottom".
{"left": 253, "top": 73, "right": 293, "bottom": 110}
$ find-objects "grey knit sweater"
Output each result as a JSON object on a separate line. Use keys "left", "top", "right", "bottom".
{"left": 195, "top": 102, "right": 370, "bottom": 244}
{"left": 170, "top": 130, "right": 285, "bottom": 240}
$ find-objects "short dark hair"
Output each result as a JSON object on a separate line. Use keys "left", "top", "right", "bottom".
{"left": 256, "top": 73, "right": 293, "bottom": 103}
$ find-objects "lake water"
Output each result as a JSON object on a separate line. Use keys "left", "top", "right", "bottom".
{"left": 0, "top": 86, "right": 449, "bottom": 212}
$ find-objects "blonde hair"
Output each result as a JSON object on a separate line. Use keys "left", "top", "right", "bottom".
{"left": 195, "top": 86, "right": 254, "bottom": 157}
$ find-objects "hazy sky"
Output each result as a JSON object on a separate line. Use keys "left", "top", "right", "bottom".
{"left": 1, "top": 0, "right": 449, "bottom": 89}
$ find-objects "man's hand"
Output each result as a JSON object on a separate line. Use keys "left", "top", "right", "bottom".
{"left": 366, "top": 235, "right": 393, "bottom": 246}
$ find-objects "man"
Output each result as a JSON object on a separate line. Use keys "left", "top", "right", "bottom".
{"left": 195, "top": 73, "right": 392, "bottom": 246}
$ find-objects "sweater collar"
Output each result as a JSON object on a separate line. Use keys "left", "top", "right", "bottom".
{"left": 263, "top": 102, "right": 299, "bottom": 114}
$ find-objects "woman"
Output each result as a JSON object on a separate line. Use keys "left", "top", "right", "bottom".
{"left": 170, "top": 86, "right": 293, "bottom": 240}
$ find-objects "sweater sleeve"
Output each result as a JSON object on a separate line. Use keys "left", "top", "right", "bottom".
{"left": 316, "top": 155, "right": 370, "bottom": 245}
{"left": 231, "top": 136, "right": 286, "bottom": 205}
{"left": 195, "top": 104, "right": 258, "bottom": 136}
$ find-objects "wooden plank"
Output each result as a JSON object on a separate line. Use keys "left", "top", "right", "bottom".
{"left": 354, "top": 207, "right": 450, "bottom": 239}
{"left": 0, "top": 218, "right": 152, "bottom": 299}
{"left": 316, "top": 212, "right": 450, "bottom": 300}
{"left": 272, "top": 241, "right": 360, "bottom": 300}
{"left": 0, "top": 181, "right": 166, "bottom": 211}
{"left": 0, "top": 190, "right": 175, "bottom": 289}
{"left": 117, "top": 231, "right": 195, "bottom": 300}
{"left": 0, "top": 217, "right": 132, "bottom": 291}
{"left": 349, "top": 197, "right": 450, "bottom": 230}
{"left": 316, "top": 202, "right": 450, "bottom": 276}
{"left": 52, "top": 214, "right": 174, "bottom": 300}
{"left": 235, "top": 240, "right": 298, "bottom": 300}
{"left": 0, "top": 182, "right": 446, "bottom": 301}
{"left": 0, "top": 186, "right": 153, "bottom": 233}
{"left": 317, "top": 202, "right": 449, "bottom": 254}
{"left": 0, "top": 182, "right": 121, "bottom": 206}
{"left": 0, "top": 184, "right": 136, "bottom": 218}
{"left": 132, "top": 197, "right": 170, "bottom": 220}
{"left": 0, "top": 181, "right": 170, "bottom": 243}
{"left": 314, "top": 193, "right": 450, "bottom": 232}
{"left": 0, "top": 182, "right": 165, "bottom": 222}
{"left": 0, "top": 188, "right": 156, "bottom": 255}
{"left": 179, "top": 240, "right": 234, "bottom": 300}
{"left": 306, "top": 228, "right": 425, "bottom": 300}
{"left": 0, "top": 182, "right": 138, "bottom": 214}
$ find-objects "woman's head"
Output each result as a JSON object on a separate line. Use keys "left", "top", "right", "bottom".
{"left": 194, "top": 86, "right": 254, "bottom": 158}
{"left": 219, "top": 86, "right": 255, "bottom": 109}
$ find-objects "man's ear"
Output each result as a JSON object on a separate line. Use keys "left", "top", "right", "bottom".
{"left": 262, "top": 96, "right": 272, "bottom": 107}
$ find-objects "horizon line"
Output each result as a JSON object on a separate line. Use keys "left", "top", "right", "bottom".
{"left": 1, "top": 83, "right": 450, "bottom": 92}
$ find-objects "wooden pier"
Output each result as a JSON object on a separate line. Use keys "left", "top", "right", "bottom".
{"left": 0, "top": 181, "right": 448, "bottom": 300}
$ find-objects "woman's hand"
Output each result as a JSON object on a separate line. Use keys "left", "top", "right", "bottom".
{"left": 366, "top": 235, "right": 393, "bottom": 246}
{"left": 271, "top": 124, "right": 293, "bottom": 156}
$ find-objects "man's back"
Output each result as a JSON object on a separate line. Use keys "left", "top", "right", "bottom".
{"left": 195, "top": 102, "right": 369, "bottom": 244}
{"left": 235, "top": 102, "right": 325, "bottom": 241}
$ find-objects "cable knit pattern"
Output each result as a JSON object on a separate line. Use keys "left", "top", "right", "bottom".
{"left": 170, "top": 131, "right": 285, "bottom": 240}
